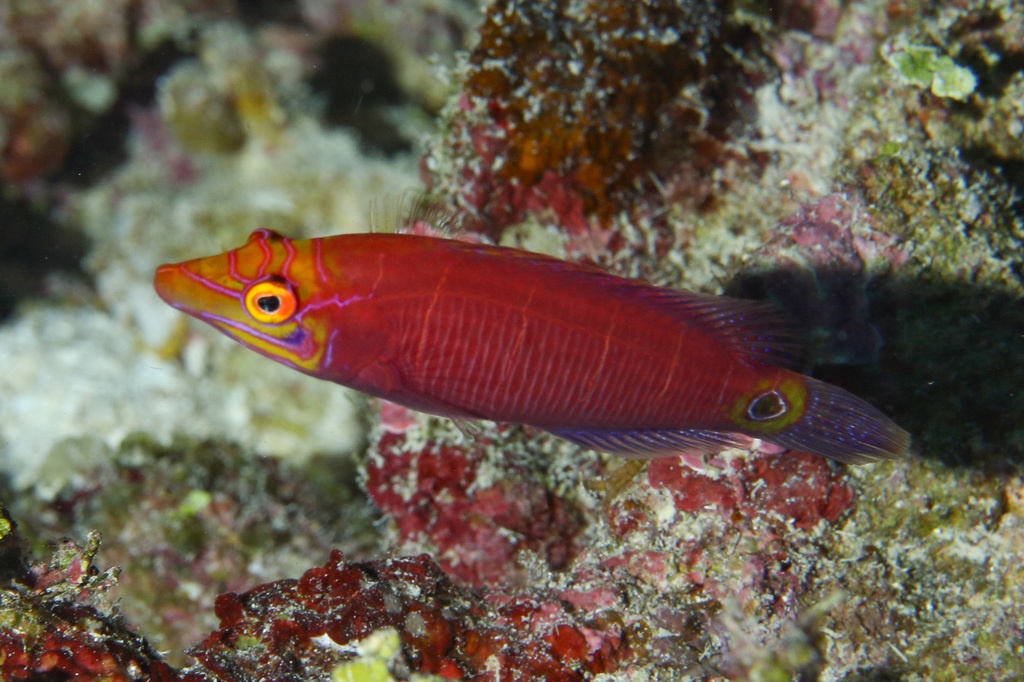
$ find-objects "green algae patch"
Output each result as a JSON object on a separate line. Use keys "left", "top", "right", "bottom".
{"left": 330, "top": 629, "right": 402, "bottom": 682}
{"left": 883, "top": 39, "right": 977, "bottom": 101}
{"left": 176, "top": 489, "right": 213, "bottom": 518}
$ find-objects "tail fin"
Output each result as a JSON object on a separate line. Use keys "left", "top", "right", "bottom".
{"left": 769, "top": 376, "right": 911, "bottom": 464}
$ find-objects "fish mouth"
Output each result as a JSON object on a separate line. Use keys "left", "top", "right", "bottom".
{"left": 154, "top": 262, "right": 225, "bottom": 316}
{"left": 153, "top": 261, "right": 260, "bottom": 334}
{"left": 154, "top": 263, "right": 184, "bottom": 308}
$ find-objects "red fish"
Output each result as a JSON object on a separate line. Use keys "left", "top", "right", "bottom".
{"left": 154, "top": 229, "right": 909, "bottom": 463}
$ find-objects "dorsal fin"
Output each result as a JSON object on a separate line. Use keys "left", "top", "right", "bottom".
{"left": 463, "top": 239, "right": 806, "bottom": 368}
{"left": 364, "top": 208, "right": 805, "bottom": 369}
{"left": 471, "top": 239, "right": 805, "bottom": 369}
{"left": 370, "top": 193, "right": 468, "bottom": 238}
{"left": 533, "top": 266, "right": 804, "bottom": 369}
{"left": 627, "top": 287, "right": 805, "bottom": 369}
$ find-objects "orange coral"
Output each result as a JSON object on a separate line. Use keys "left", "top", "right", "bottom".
{"left": 448, "top": 0, "right": 767, "bottom": 228}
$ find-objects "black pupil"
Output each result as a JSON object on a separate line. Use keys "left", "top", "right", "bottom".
{"left": 257, "top": 295, "right": 281, "bottom": 313}
{"left": 749, "top": 392, "right": 786, "bottom": 420}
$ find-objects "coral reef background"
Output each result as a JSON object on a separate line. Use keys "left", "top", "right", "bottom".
{"left": 1, "top": 0, "right": 1022, "bottom": 680}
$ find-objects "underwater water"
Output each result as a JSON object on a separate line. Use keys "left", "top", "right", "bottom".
{"left": 0, "top": 0, "right": 1022, "bottom": 680}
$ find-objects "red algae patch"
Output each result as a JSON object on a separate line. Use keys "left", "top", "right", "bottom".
{"left": 647, "top": 451, "right": 856, "bottom": 530}
{"left": 188, "top": 551, "right": 633, "bottom": 681}
{"left": 365, "top": 430, "right": 586, "bottom": 587}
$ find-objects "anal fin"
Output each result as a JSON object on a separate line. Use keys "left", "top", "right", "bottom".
{"left": 548, "top": 428, "right": 752, "bottom": 459}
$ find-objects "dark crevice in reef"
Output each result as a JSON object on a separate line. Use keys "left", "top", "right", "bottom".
{"left": 308, "top": 36, "right": 413, "bottom": 157}
{"left": 0, "top": 193, "right": 91, "bottom": 321}
{"left": 53, "top": 39, "right": 190, "bottom": 188}
{"left": 236, "top": 0, "right": 305, "bottom": 27}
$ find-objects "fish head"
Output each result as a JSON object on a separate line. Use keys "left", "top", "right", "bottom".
{"left": 154, "top": 228, "right": 330, "bottom": 374}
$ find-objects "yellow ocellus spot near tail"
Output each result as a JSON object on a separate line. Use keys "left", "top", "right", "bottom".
{"left": 729, "top": 376, "right": 808, "bottom": 434}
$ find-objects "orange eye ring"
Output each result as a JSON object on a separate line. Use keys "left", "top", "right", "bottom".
{"left": 243, "top": 278, "right": 297, "bottom": 324}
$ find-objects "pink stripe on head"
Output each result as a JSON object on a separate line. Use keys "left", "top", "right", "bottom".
{"left": 228, "top": 250, "right": 241, "bottom": 282}
{"left": 313, "top": 238, "right": 327, "bottom": 285}
{"left": 183, "top": 267, "right": 239, "bottom": 298}
{"left": 256, "top": 238, "right": 273, "bottom": 277}
{"left": 282, "top": 238, "right": 297, "bottom": 278}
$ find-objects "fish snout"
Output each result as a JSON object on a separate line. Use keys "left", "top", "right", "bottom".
{"left": 153, "top": 263, "right": 183, "bottom": 306}
{"left": 153, "top": 258, "right": 243, "bottom": 322}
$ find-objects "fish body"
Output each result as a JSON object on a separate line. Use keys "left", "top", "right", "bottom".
{"left": 154, "top": 229, "right": 910, "bottom": 463}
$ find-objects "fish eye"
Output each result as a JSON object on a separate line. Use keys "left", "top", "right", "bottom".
{"left": 243, "top": 278, "right": 297, "bottom": 324}
{"left": 257, "top": 295, "right": 280, "bottom": 313}
{"left": 747, "top": 391, "right": 788, "bottom": 421}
